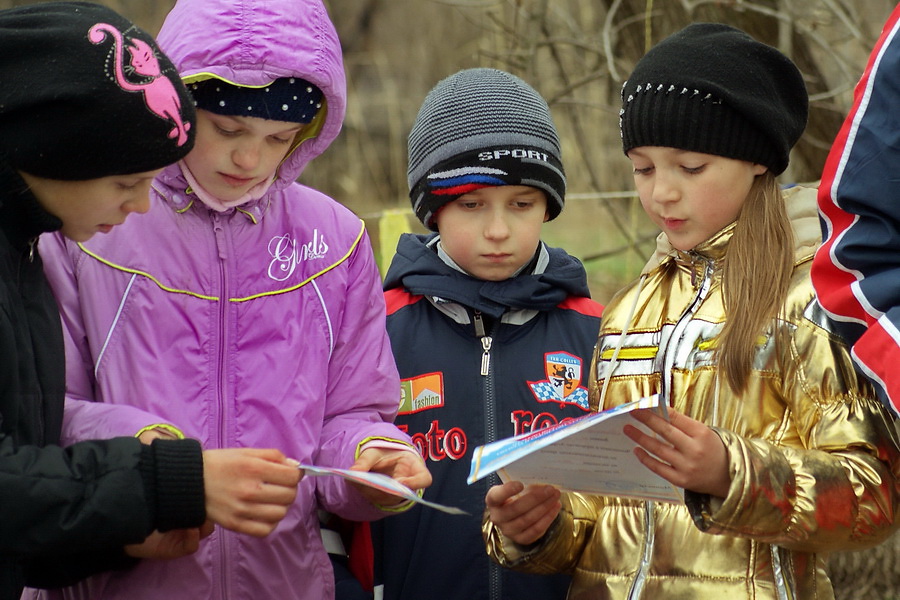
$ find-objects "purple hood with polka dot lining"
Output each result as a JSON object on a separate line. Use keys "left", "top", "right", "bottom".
{"left": 155, "top": 0, "right": 347, "bottom": 191}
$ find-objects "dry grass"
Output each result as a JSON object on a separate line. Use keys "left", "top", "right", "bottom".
{"left": 828, "top": 532, "right": 900, "bottom": 599}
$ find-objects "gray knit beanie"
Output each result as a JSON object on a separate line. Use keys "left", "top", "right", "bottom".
{"left": 407, "top": 68, "right": 565, "bottom": 231}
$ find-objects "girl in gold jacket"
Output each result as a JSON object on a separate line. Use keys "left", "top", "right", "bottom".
{"left": 483, "top": 23, "right": 900, "bottom": 600}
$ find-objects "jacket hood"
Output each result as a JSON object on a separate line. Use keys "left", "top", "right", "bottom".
{"left": 641, "top": 183, "right": 821, "bottom": 275}
{"left": 155, "top": 0, "right": 345, "bottom": 191}
{"left": 384, "top": 233, "right": 592, "bottom": 318}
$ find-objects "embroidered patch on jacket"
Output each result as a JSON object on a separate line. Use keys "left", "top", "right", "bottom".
{"left": 398, "top": 372, "right": 444, "bottom": 414}
{"left": 528, "top": 351, "right": 589, "bottom": 409}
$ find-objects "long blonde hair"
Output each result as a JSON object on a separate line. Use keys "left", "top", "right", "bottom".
{"left": 718, "top": 172, "right": 793, "bottom": 393}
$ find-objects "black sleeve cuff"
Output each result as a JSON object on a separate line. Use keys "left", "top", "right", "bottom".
{"left": 139, "top": 438, "right": 205, "bottom": 532}
{"left": 684, "top": 489, "right": 713, "bottom": 532}
{"left": 22, "top": 548, "right": 138, "bottom": 589}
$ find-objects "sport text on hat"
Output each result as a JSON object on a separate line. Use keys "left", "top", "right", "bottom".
{"left": 407, "top": 68, "right": 566, "bottom": 231}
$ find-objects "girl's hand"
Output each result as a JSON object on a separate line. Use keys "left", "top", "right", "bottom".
{"left": 484, "top": 481, "right": 561, "bottom": 546}
{"left": 624, "top": 408, "right": 731, "bottom": 498}
{"left": 350, "top": 447, "right": 432, "bottom": 506}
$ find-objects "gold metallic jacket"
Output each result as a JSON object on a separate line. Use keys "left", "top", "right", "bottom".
{"left": 484, "top": 186, "right": 900, "bottom": 599}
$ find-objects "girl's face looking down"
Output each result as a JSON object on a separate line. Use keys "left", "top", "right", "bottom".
{"left": 434, "top": 185, "right": 548, "bottom": 281}
{"left": 184, "top": 109, "right": 303, "bottom": 202}
{"left": 628, "top": 147, "right": 767, "bottom": 252}
{"left": 20, "top": 169, "right": 161, "bottom": 242}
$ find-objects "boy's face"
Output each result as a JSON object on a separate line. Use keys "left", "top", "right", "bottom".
{"left": 183, "top": 110, "right": 303, "bottom": 203}
{"left": 435, "top": 185, "right": 548, "bottom": 281}
{"left": 628, "top": 146, "right": 767, "bottom": 251}
{"left": 20, "top": 169, "right": 161, "bottom": 242}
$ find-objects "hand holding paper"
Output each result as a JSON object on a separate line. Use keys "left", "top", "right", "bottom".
{"left": 300, "top": 464, "right": 467, "bottom": 515}
{"left": 484, "top": 481, "right": 561, "bottom": 546}
{"left": 468, "top": 394, "right": 683, "bottom": 503}
{"left": 349, "top": 446, "right": 433, "bottom": 507}
{"left": 625, "top": 407, "right": 731, "bottom": 498}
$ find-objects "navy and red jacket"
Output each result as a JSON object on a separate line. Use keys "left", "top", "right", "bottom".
{"left": 371, "top": 232, "right": 603, "bottom": 600}
{"left": 811, "top": 4, "right": 900, "bottom": 414}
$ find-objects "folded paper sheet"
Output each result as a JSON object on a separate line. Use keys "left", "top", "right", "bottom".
{"left": 300, "top": 464, "right": 468, "bottom": 515}
{"left": 467, "top": 395, "right": 682, "bottom": 503}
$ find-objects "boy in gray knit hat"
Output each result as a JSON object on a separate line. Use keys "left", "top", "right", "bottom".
{"left": 407, "top": 68, "right": 566, "bottom": 231}
{"left": 358, "top": 67, "right": 603, "bottom": 600}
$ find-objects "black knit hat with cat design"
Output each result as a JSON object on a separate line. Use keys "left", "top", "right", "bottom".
{"left": 0, "top": 2, "right": 196, "bottom": 180}
{"left": 619, "top": 23, "right": 808, "bottom": 175}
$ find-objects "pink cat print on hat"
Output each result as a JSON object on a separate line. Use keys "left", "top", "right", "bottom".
{"left": 0, "top": 2, "right": 196, "bottom": 180}
{"left": 89, "top": 23, "right": 191, "bottom": 147}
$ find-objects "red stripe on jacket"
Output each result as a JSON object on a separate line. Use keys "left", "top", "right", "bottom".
{"left": 812, "top": 4, "right": 900, "bottom": 325}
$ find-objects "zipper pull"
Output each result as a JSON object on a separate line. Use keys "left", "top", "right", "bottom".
{"left": 480, "top": 336, "right": 492, "bottom": 376}
{"left": 212, "top": 213, "right": 227, "bottom": 260}
{"left": 689, "top": 253, "right": 711, "bottom": 288}
{"left": 473, "top": 311, "right": 492, "bottom": 376}
{"left": 689, "top": 253, "right": 699, "bottom": 287}
{"left": 28, "top": 238, "right": 37, "bottom": 262}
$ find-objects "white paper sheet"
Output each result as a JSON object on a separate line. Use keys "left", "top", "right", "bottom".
{"left": 467, "top": 395, "right": 682, "bottom": 503}
{"left": 300, "top": 464, "right": 468, "bottom": 515}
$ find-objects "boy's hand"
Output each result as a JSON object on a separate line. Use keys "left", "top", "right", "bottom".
{"left": 202, "top": 448, "right": 302, "bottom": 537}
{"left": 624, "top": 408, "right": 731, "bottom": 498}
{"left": 485, "top": 481, "right": 561, "bottom": 546}
{"left": 349, "top": 447, "right": 432, "bottom": 506}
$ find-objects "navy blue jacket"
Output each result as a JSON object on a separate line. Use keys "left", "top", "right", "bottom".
{"left": 373, "top": 233, "right": 603, "bottom": 600}
{"left": 811, "top": 3, "right": 900, "bottom": 413}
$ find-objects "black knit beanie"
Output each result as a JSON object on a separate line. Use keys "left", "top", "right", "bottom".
{"left": 619, "top": 23, "right": 808, "bottom": 175}
{"left": 407, "top": 68, "right": 565, "bottom": 231}
{"left": 0, "top": 2, "right": 196, "bottom": 180}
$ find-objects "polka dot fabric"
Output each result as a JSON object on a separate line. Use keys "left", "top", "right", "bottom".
{"left": 189, "top": 76, "right": 323, "bottom": 124}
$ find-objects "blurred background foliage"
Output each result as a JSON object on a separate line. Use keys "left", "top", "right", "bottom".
{"left": 6, "top": 0, "right": 896, "bottom": 300}
{"left": 5, "top": 1, "right": 900, "bottom": 595}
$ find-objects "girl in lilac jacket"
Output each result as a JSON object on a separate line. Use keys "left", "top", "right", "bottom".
{"left": 26, "top": 0, "right": 429, "bottom": 599}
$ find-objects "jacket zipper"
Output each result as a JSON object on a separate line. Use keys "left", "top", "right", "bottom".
{"left": 627, "top": 256, "right": 713, "bottom": 600}
{"left": 659, "top": 255, "right": 713, "bottom": 414}
{"left": 212, "top": 213, "right": 232, "bottom": 598}
{"left": 771, "top": 545, "right": 795, "bottom": 600}
{"left": 475, "top": 311, "right": 492, "bottom": 376}
{"left": 21, "top": 238, "right": 45, "bottom": 438}
{"left": 474, "top": 311, "right": 502, "bottom": 600}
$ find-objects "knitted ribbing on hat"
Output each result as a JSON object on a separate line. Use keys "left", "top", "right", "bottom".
{"left": 407, "top": 68, "right": 565, "bottom": 229}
